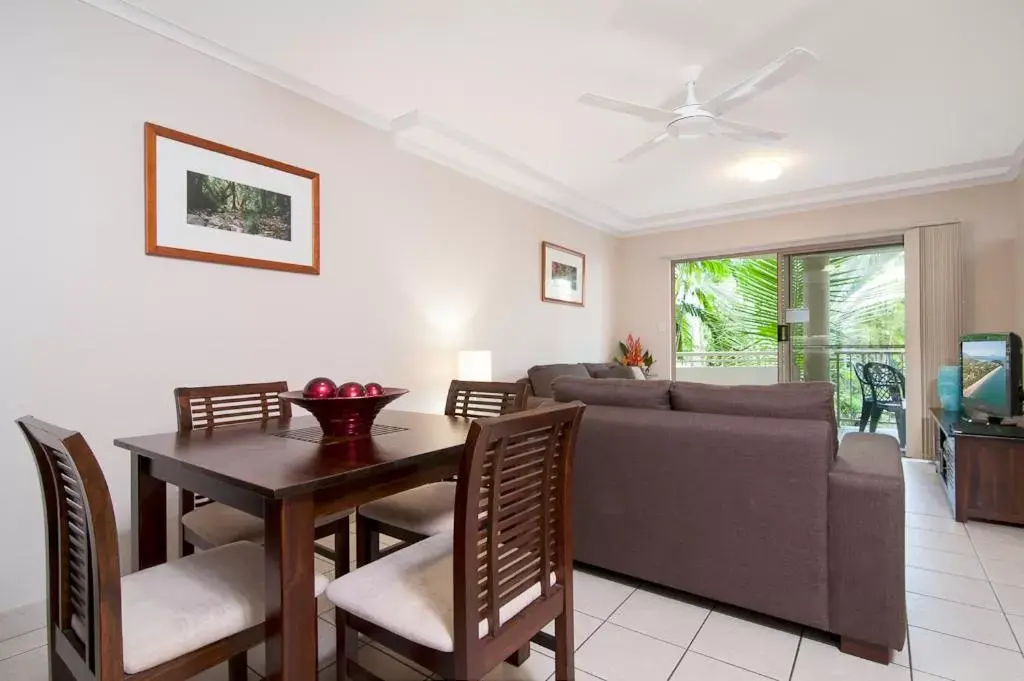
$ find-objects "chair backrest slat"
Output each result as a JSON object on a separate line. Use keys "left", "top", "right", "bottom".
{"left": 175, "top": 381, "right": 291, "bottom": 431}
{"left": 452, "top": 403, "right": 584, "bottom": 664}
{"left": 17, "top": 416, "right": 124, "bottom": 680}
{"left": 444, "top": 380, "right": 529, "bottom": 419}
{"left": 175, "top": 382, "right": 291, "bottom": 509}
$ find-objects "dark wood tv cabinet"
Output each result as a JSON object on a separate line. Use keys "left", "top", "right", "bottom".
{"left": 931, "top": 408, "right": 1024, "bottom": 525}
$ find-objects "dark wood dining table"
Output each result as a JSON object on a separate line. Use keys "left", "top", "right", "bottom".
{"left": 114, "top": 410, "right": 473, "bottom": 681}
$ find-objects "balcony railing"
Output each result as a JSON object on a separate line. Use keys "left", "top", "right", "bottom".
{"left": 676, "top": 345, "right": 906, "bottom": 427}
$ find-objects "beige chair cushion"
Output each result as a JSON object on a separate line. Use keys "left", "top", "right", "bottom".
{"left": 357, "top": 482, "right": 457, "bottom": 536}
{"left": 121, "top": 541, "right": 329, "bottom": 674}
{"left": 182, "top": 502, "right": 265, "bottom": 546}
{"left": 325, "top": 532, "right": 546, "bottom": 652}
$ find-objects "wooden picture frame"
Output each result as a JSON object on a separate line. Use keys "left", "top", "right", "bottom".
{"left": 541, "top": 241, "right": 585, "bottom": 306}
{"left": 145, "top": 123, "right": 320, "bottom": 274}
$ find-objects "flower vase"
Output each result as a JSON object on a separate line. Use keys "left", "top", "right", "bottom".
{"left": 937, "top": 365, "right": 961, "bottom": 412}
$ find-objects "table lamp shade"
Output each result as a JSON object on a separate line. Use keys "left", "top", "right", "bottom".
{"left": 458, "top": 351, "right": 492, "bottom": 381}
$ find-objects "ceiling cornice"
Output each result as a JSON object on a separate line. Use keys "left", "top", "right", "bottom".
{"left": 81, "top": 0, "right": 1024, "bottom": 238}
{"left": 626, "top": 153, "right": 1023, "bottom": 236}
{"left": 390, "top": 111, "right": 632, "bottom": 233}
{"left": 79, "top": 0, "right": 391, "bottom": 131}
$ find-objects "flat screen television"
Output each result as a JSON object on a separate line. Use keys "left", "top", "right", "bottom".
{"left": 960, "top": 332, "right": 1023, "bottom": 422}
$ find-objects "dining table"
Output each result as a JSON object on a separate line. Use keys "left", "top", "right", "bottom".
{"left": 114, "top": 409, "right": 474, "bottom": 681}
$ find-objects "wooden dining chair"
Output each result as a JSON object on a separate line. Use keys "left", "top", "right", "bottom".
{"left": 355, "top": 380, "right": 530, "bottom": 565}
{"left": 175, "top": 382, "right": 351, "bottom": 568}
{"left": 327, "top": 402, "right": 585, "bottom": 681}
{"left": 16, "top": 416, "right": 329, "bottom": 681}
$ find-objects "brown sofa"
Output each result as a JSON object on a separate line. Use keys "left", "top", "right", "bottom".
{"left": 518, "top": 362, "right": 635, "bottom": 407}
{"left": 551, "top": 376, "right": 906, "bottom": 663}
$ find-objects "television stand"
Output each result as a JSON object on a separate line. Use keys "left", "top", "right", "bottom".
{"left": 931, "top": 408, "right": 1024, "bottom": 525}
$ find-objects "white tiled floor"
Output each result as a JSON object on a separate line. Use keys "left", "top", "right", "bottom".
{"left": 5, "top": 461, "right": 1024, "bottom": 680}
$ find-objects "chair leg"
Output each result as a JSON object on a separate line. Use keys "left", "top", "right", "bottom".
{"left": 858, "top": 401, "right": 871, "bottom": 432}
{"left": 896, "top": 409, "right": 907, "bottom": 447}
{"left": 228, "top": 653, "right": 248, "bottom": 681}
{"left": 336, "top": 609, "right": 350, "bottom": 681}
{"left": 554, "top": 609, "right": 574, "bottom": 681}
{"left": 868, "top": 406, "right": 883, "bottom": 433}
{"left": 506, "top": 644, "right": 531, "bottom": 667}
{"left": 356, "top": 515, "right": 379, "bottom": 567}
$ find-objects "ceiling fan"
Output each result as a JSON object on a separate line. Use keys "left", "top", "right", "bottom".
{"left": 578, "top": 47, "right": 817, "bottom": 162}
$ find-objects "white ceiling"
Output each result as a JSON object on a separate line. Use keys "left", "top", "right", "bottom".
{"left": 98, "top": 0, "right": 1024, "bottom": 233}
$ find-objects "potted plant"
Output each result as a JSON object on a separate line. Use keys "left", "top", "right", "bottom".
{"left": 615, "top": 334, "right": 655, "bottom": 378}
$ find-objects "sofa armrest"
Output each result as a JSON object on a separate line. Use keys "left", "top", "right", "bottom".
{"left": 525, "top": 396, "right": 554, "bottom": 410}
{"left": 828, "top": 433, "right": 906, "bottom": 654}
{"left": 516, "top": 377, "right": 535, "bottom": 397}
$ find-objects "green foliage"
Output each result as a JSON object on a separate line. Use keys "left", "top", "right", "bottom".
{"left": 674, "top": 249, "right": 905, "bottom": 353}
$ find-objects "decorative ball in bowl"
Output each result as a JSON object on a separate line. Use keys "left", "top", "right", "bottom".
{"left": 280, "top": 386, "right": 408, "bottom": 438}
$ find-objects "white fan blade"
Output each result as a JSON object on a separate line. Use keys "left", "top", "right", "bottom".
{"left": 704, "top": 47, "right": 817, "bottom": 116}
{"left": 578, "top": 93, "right": 679, "bottom": 123}
{"left": 713, "top": 119, "right": 787, "bottom": 143}
{"left": 618, "top": 133, "right": 671, "bottom": 162}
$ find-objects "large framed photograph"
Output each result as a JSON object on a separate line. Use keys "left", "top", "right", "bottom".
{"left": 541, "top": 241, "right": 585, "bottom": 306}
{"left": 145, "top": 123, "right": 319, "bottom": 274}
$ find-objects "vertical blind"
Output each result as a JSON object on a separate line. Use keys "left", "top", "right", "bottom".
{"left": 917, "top": 222, "right": 963, "bottom": 459}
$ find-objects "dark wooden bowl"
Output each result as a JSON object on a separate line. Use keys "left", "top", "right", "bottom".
{"left": 279, "top": 389, "right": 409, "bottom": 438}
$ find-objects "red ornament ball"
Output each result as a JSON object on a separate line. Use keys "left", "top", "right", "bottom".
{"left": 337, "top": 381, "right": 366, "bottom": 398}
{"left": 303, "top": 377, "right": 337, "bottom": 399}
{"left": 364, "top": 382, "right": 384, "bottom": 397}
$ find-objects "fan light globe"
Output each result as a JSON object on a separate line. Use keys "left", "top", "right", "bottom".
{"left": 735, "top": 159, "right": 783, "bottom": 182}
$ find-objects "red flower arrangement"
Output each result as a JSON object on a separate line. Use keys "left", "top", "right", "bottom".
{"left": 615, "top": 334, "right": 655, "bottom": 377}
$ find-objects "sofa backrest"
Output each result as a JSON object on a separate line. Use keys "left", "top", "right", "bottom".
{"left": 526, "top": 364, "right": 591, "bottom": 397}
{"left": 670, "top": 381, "right": 838, "bottom": 453}
{"left": 551, "top": 376, "right": 671, "bottom": 410}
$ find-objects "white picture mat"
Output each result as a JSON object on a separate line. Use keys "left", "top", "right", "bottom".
{"left": 544, "top": 245, "right": 584, "bottom": 304}
{"left": 154, "top": 137, "right": 314, "bottom": 267}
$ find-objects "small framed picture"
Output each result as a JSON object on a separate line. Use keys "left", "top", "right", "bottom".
{"left": 145, "top": 123, "right": 319, "bottom": 274}
{"left": 541, "top": 241, "right": 585, "bottom": 306}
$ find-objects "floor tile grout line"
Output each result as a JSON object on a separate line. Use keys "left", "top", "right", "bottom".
{"left": 787, "top": 628, "right": 803, "bottom": 681}
{"left": 965, "top": 525, "right": 1024, "bottom": 659}
{"left": 904, "top": 561, "right": 987, "bottom": 582}
{"left": 680, "top": 602, "right": 800, "bottom": 680}
{"left": 908, "top": 622, "right": 1022, "bottom": 653}
{"left": 907, "top": 542, "right": 985, "bottom": 559}
{"left": 905, "top": 564, "right": 995, "bottom": 584}
{"left": 594, "top": 616, "right": 696, "bottom": 654}
{"left": 663, "top": 606, "right": 713, "bottom": 681}
{"left": 906, "top": 588, "right": 1004, "bottom": 613}
{"left": 0, "top": 630, "right": 47, "bottom": 663}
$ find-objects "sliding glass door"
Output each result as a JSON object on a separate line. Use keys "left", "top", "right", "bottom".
{"left": 673, "top": 241, "right": 906, "bottom": 444}
{"left": 672, "top": 254, "right": 779, "bottom": 385}
{"left": 779, "top": 245, "right": 906, "bottom": 442}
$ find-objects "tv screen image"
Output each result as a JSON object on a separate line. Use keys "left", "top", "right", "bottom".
{"left": 960, "top": 332, "right": 1022, "bottom": 420}
{"left": 961, "top": 339, "right": 1009, "bottom": 410}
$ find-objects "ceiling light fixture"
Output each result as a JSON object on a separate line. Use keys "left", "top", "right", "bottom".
{"left": 733, "top": 158, "right": 784, "bottom": 183}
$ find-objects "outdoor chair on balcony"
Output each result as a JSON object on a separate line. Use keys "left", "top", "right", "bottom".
{"left": 853, "top": 362, "right": 875, "bottom": 433}
{"left": 863, "top": 362, "right": 907, "bottom": 447}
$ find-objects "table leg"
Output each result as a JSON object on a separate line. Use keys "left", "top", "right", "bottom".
{"left": 131, "top": 454, "right": 167, "bottom": 571}
{"left": 265, "top": 495, "right": 316, "bottom": 681}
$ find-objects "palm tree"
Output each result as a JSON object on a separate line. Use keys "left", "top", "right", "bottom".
{"left": 674, "top": 249, "right": 905, "bottom": 354}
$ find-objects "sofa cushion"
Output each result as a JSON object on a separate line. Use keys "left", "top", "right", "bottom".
{"left": 590, "top": 365, "right": 635, "bottom": 380}
{"left": 671, "top": 381, "right": 838, "bottom": 453}
{"left": 527, "top": 363, "right": 590, "bottom": 398}
{"left": 552, "top": 377, "right": 671, "bottom": 410}
{"left": 583, "top": 362, "right": 617, "bottom": 377}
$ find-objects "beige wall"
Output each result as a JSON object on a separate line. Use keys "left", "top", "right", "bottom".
{"left": 0, "top": 0, "right": 614, "bottom": 615}
{"left": 616, "top": 183, "right": 1020, "bottom": 375}
{"left": 1018, "top": 175, "right": 1024, "bottom": 331}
